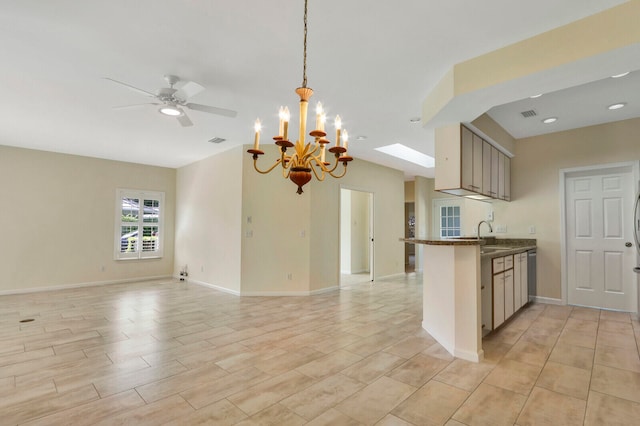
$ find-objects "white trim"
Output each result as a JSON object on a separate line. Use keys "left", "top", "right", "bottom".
{"left": 559, "top": 161, "right": 640, "bottom": 308}
{"left": 0, "top": 275, "right": 173, "bottom": 296}
{"left": 240, "top": 286, "right": 340, "bottom": 297}
{"left": 530, "top": 296, "right": 563, "bottom": 305}
{"left": 188, "top": 279, "right": 340, "bottom": 297}
{"left": 187, "top": 278, "right": 241, "bottom": 296}
{"left": 454, "top": 348, "right": 484, "bottom": 363}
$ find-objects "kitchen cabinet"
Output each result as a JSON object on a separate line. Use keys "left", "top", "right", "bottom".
{"left": 519, "top": 252, "right": 528, "bottom": 307}
{"left": 435, "top": 124, "right": 511, "bottom": 201}
{"left": 498, "top": 151, "right": 511, "bottom": 201}
{"left": 461, "top": 127, "right": 484, "bottom": 193}
{"left": 493, "top": 272, "right": 505, "bottom": 328}
{"left": 504, "top": 268, "right": 514, "bottom": 319}
{"left": 491, "top": 253, "right": 524, "bottom": 329}
{"left": 482, "top": 141, "right": 492, "bottom": 197}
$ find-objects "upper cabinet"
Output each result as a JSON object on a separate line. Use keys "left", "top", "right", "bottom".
{"left": 435, "top": 124, "right": 511, "bottom": 201}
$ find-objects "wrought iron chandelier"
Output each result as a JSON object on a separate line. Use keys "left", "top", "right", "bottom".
{"left": 247, "top": 0, "right": 352, "bottom": 194}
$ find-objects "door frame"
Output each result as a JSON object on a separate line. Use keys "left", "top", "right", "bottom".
{"left": 559, "top": 161, "right": 639, "bottom": 306}
{"left": 339, "top": 186, "right": 375, "bottom": 283}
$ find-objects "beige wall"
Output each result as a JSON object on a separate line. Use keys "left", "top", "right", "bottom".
{"left": 493, "top": 117, "right": 640, "bottom": 299}
{"left": 175, "top": 148, "right": 243, "bottom": 293}
{"left": 240, "top": 145, "right": 312, "bottom": 294}
{"left": 0, "top": 145, "right": 176, "bottom": 293}
{"left": 310, "top": 154, "right": 405, "bottom": 289}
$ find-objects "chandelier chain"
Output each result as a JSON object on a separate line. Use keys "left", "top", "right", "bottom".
{"left": 302, "top": 0, "right": 308, "bottom": 88}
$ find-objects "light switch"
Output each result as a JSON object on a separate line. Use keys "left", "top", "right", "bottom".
{"left": 529, "top": 225, "right": 536, "bottom": 234}
{"left": 245, "top": 230, "right": 253, "bottom": 238}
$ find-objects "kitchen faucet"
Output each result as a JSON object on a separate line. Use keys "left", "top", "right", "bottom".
{"left": 477, "top": 220, "right": 493, "bottom": 240}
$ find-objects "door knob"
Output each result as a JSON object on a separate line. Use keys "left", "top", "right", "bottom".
{"left": 625, "top": 242, "right": 633, "bottom": 247}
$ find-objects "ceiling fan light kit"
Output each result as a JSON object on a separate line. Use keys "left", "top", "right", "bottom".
{"left": 247, "top": 0, "right": 353, "bottom": 195}
{"left": 159, "top": 104, "right": 182, "bottom": 116}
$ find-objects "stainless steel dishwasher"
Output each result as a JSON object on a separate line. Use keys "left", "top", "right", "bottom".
{"left": 527, "top": 249, "right": 536, "bottom": 301}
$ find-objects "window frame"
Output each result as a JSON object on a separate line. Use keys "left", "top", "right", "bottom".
{"left": 114, "top": 189, "right": 165, "bottom": 260}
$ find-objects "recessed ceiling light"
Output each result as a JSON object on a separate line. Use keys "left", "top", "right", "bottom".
{"left": 356, "top": 135, "right": 367, "bottom": 141}
{"left": 542, "top": 117, "right": 557, "bottom": 124}
{"left": 375, "top": 143, "right": 434, "bottom": 168}
{"left": 608, "top": 102, "right": 626, "bottom": 110}
{"left": 611, "top": 72, "right": 630, "bottom": 78}
{"left": 529, "top": 94, "right": 543, "bottom": 99}
{"left": 409, "top": 117, "right": 421, "bottom": 123}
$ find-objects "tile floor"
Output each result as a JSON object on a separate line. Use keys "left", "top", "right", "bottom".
{"left": 1, "top": 274, "right": 640, "bottom": 425}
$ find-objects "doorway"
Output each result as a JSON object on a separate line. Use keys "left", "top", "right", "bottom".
{"left": 340, "top": 188, "right": 374, "bottom": 286}
{"left": 562, "top": 162, "right": 639, "bottom": 311}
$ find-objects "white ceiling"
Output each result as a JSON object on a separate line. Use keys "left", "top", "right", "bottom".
{"left": 0, "top": 0, "right": 634, "bottom": 179}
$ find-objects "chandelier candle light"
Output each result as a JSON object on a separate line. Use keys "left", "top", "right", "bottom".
{"left": 247, "top": 0, "right": 353, "bottom": 194}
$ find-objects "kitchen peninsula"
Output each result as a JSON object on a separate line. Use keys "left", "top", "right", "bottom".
{"left": 402, "top": 237, "right": 536, "bottom": 363}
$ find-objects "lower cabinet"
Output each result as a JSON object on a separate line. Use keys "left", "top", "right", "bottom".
{"left": 491, "top": 251, "right": 529, "bottom": 330}
{"left": 492, "top": 272, "right": 505, "bottom": 328}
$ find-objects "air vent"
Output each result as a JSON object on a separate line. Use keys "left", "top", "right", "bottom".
{"left": 208, "top": 137, "right": 226, "bottom": 144}
{"left": 520, "top": 110, "right": 537, "bottom": 118}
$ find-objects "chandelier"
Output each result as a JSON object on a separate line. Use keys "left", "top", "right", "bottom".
{"left": 247, "top": 0, "right": 352, "bottom": 194}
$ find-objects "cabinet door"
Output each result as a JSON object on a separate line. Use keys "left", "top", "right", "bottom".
{"left": 504, "top": 156, "right": 511, "bottom": 201}
{"left": 481, "top": 258, "right": 493, "bottom": 333}
{"left": 520, "top": 253, "right": 528, "bottom": 306}
{"left": 493, "top": 272, "right": 505, "bottom": 328}
{"left": 490, "top": 146, "right": 499, "bottom": 198}
{"left": 504, "top": 255, "right": 513, "bottom": 270}
{"left": 514, "top": 254, "right": 522, "bottom": 310}
{"left": 498, "top": 151, "right": 506, "bottom": 199}
{"left": 472, "top": 134, "right": 483, "bottom": 193}
{"left": 504, "top": 269, "right": 514, "bottom": 320}
{"left": 461, "top": 127, "right": 474, "bottom": 191}
{"left": 482, "top": 141, "right": 492, "bottom": 196}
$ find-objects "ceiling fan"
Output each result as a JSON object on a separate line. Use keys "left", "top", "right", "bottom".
{"left": 105, "top": 74, "right": 237, "bottom": 127}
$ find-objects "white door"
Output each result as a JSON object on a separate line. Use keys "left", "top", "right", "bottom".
{"left": 566, "top": 167, "right": 636, "bottom": 311}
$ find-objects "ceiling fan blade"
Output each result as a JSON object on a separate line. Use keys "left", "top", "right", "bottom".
{"left": 112, "top": 102, "right": 160, "bottom": 110}
{"left": 176, "top": 110, "right": 193, "bottom": 127}
{"left": 175, "top": 81, "right": 205, "bottom": 100}
{"left": 185, "top": 103, "right": 237, "bottom": 118}
{"left": 103, "top": 77, "right": 157, "bottom": 98}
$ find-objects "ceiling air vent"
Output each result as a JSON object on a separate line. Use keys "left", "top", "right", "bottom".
{"left": 520, "top": 109, "right": 537, "bottom": 118}
{"left": 208, "top": 137, "right": 226, "bottom": 144}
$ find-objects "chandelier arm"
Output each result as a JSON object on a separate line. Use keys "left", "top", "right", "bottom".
{"left": 327, "top": 162, "right": 349, "bottom": 179}
{"left": 253, "top": 158, "right": 284, "bottom": 174}
{"left": 309, "top": 160, "right": 327, "bottom": 182}
{"left": 322, "top": 155, "right": 343, "bottom": 174}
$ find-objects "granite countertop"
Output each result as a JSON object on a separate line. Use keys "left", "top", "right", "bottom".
{"left": 400, "top": 238, "right": 482, "bottom": 246}
{"left": 400, "top": 237, "right": 536, "bottom": 254}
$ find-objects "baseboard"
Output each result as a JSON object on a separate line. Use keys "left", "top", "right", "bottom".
{"left": 0, "top": 275, "right": 173, "bottom": 296}
{"left": 530, "top": 295, "right": 564, "bottom": 305}
{"left": 187, "top": 279, "right": 241, "bottom": 296}
{"left": 240, "top": 286, "right": 340, "bottom": 297}
{"left": 187, "top": 279, "right": 339, "bottom": 297}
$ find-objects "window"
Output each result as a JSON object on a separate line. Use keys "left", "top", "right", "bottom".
{"left": 115, "top": 189, "right": 164, "bottom": 260}
{"left": 440, "top": 205, "right": 461, "bottom": 238}
{"left": 433, "top": 199, "right": 463, "bottom": 238}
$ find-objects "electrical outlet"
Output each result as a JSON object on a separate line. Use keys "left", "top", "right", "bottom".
{"left": 245, "top": 230, "right": 253, "bottom": 238}
{"left": 300, "top": 230, "right": 305, "bottom": 238}
{"left": 287, "top": 273, "right": 293, "bottom": 280}
{"left": 487, "top": 211, "right": 494, "bottom": 221}
{"left": 529, "top": 225, "right": 536, "bottom": 234}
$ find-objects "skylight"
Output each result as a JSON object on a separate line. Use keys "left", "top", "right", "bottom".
{"left": 375, "top": 144, "right": 435, "bottom": 168}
